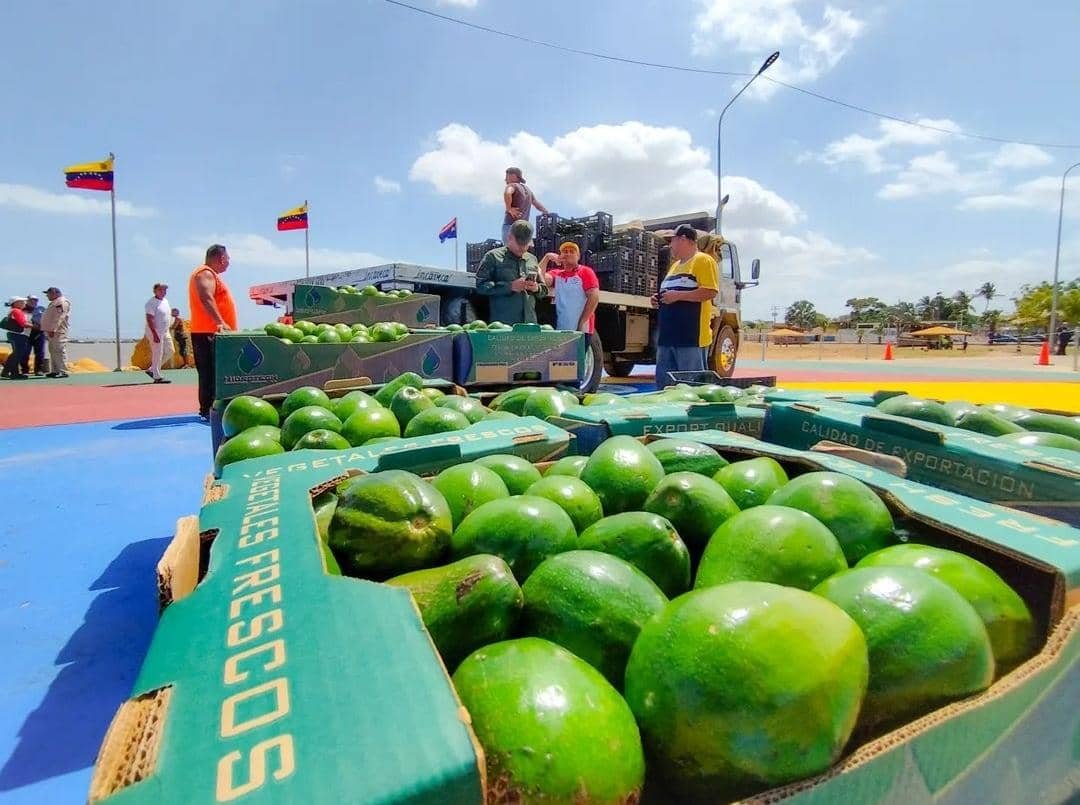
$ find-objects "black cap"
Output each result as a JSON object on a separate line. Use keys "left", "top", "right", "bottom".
{"left": 673, "top": 224, "right": 698, "bottom": 241}
{"left": 45, "top": 287, "right": 61, "bottom": 294}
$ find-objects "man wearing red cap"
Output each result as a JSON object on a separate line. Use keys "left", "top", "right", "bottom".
{"left": 540, "top": 241, "right": 600, "bottom": 333}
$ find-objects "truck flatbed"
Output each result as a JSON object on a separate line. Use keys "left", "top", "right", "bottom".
{"left": 248, "top": 263, "right": 654, "bottom": 311}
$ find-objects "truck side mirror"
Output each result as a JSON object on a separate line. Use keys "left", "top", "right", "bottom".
{"left": 751, "top": 259, "right": 761, "bottom": 280}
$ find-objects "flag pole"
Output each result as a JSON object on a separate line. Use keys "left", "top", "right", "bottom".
{"left": 109, "top": 152, "right": 121, "bottom": 372}
{"left": 455, "top": 220, "right": 459, "bottom": 271}
{"left": 304, "top": 199, "right": 310, "bottom": 278}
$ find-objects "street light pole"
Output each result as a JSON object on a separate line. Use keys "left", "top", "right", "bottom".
{"left": 716, "top": 51, "right": 779, "bottom": 235}
{"left": 1049, "top": 161, "right": 1080, "bottom": 347}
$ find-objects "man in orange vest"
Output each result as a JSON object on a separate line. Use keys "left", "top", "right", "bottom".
{"left": 188, "top": 244, "right": 237, "bottom": 419}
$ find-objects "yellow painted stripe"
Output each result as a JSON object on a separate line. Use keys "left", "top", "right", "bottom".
{"left": 781, "top": 381, "right": 1080, "bottom": 412}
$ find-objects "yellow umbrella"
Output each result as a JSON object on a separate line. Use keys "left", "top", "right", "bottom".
{"left": 909, "top": 325, "right": 971, "bottom": 337}
{"left": 768, "top": 328, "right": 807, "bottom": 338}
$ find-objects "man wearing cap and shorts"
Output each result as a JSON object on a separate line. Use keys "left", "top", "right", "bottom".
{"left": 41, "top": 286, "right": 71, "bottom": 378}
{"left": 502, "top": 167, "right": 549, "bottom": 244}
{"left": 188, "top": 244, "right": 237, "bottom": 419}
{"left": 145, "top": 282, "right": 174, "bottom": 383}
{"left": 651, "top": 224, "right": 718, "bottom": 388}
{"left": 540, "top": 241, "right": 600, "bottom": 333}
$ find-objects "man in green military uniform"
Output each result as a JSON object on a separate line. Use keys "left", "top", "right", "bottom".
{"left": 475, "top": 219, "right": 548, "bottom": 324}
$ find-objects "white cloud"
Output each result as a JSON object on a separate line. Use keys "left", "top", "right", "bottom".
{"left": 960, "top": 174, "right": 1080, "bottom": 217}
{"left": 988, "top": 143, "right": 1053, "bottom": 170}
{"left": 0, "top": 182, "right": 156, "bottom": 218}
{"left": 173, "top": 234, "right": 389, "bottom": 274}
{"left": 435, "top": 0, "right": 477, "bottom": 7}
{"left": 373, "top": 175, "right": 402, "bottom": 194}
{"left": 692, "top": 0, "right": 865, "bottom": 98}
{"left": 410, "top": 121, "right": 802, "bottom": 226}
{"left": 878, "top": 151, "right": 994, "bottom": 200}
{"left": 822, "top": 118, "right": 962, "bottom": 173}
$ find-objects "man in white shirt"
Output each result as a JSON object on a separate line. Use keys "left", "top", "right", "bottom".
{"left": 144, "top": 282, "right": 173, "bottom": 383}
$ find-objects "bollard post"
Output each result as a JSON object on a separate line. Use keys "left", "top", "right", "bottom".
{"left": 761, "top": 331, "right": 767, "bottom": 360}
{"left": 1074, "top": 328, "right": 1079, "bottom": 372}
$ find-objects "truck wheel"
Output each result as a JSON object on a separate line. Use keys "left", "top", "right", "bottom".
{"left": 581, "top": 333, "right": 604, "bottom": 392}
{"left": 710, "top": 325, "right": 738, "bottom": 378}
{"left": 603, "top": 358, "right": 636, "bottom": 378}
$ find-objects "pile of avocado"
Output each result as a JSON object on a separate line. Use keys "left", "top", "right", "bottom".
{"left": 263, "top": 319, "right": 413, "bottom": 344}
{"left": 876, "top": 394, "right": 1080, "bottom": 452}
{"left": 310, "top": 430, "right": 1036, "bottom": 802}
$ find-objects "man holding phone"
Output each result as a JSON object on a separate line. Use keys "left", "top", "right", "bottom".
{"left": 651, "top": 224, "right": 718, "bottom": 388}
{"left": 475, "top": 219, "right": 548, "bottom": 325}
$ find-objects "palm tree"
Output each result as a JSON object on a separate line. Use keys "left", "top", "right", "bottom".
{"left": 976, "top": 282, "right": 997, "bottom": 313}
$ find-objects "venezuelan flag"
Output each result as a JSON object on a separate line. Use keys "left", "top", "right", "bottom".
{"left": 277, "top": 203, "right": 309, "bottom": 231}
{"left": 64, "top": 156, "right": 114, "bottom": 192}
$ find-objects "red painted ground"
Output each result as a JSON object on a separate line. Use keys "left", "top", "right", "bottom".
{"left": 0, "top": 384, "right": 197, "bottom": 429}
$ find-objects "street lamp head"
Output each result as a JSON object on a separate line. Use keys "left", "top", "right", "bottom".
{"left": 758, "top": 51, "right": 780, "bottom": 74}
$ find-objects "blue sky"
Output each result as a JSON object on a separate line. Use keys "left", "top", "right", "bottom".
{"left": 2, "top": 0, "right": 1079, "bottom": 337}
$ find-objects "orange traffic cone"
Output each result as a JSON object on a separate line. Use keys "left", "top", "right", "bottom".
{"left": 1036, "top": 340, "right": 1051, "bottom": 366}
{"left": 883, "top": 342, "right": 894, "bottom": 361}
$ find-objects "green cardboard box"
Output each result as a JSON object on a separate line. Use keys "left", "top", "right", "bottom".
{"left": 762, "top": 389, "right": 905, "bottom": 406}
{"left": 550, "top": 402, "right": 766, "bottom": 455}
{"left": 644, "top": 429, "right": 1080, "bottom": 804}
{"left": 290, "top": 284, "right": 441, "bottom": 327}
{"left": 763, "top": 400, "right": 1080, "bottom": 526}
{"left": 96, "top": 424, "right": 1079, "bottom": 804}
{"left": 92, "top": 417, "right": 572, "bottom": 804}
{"left": 214, "top": 332, "right": 454, "bottom": 401}
{"left": 452, "top": 324, "right": 587, "bottom": 386}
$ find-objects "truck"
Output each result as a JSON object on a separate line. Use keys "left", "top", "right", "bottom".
{"left": 248, "top": 212, "right": 761, "bottom": 392}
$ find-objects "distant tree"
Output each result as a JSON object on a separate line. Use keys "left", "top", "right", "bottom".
{"left": 785, "top": 300, "right": 818, "bottom": 330}
{"left": 980, "top": 308, "right": 1003, "bottom": 334}
{"left": 813, "top": 312, "right": 831, "bottom": 330}
{"left": 952, "top": 290, "right": 975, "bottom": 328}
{"left": 844, "top": 297, "right": 885, "bottom": 325}
{"left": 884, "top": 301, "right": 920, "bottom": 332}
{"left": 1013, "top": 279, "right": 1080, "bottom": 329}
{"left": 976, "top": 282, "right": 998, "bottom": 313}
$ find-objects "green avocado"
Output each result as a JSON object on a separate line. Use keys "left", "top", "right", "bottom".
{"left": 642, "top": 472, "right": 740, "bottom": 558}
{"left": 954, "top": 409, "right": 1026, "bottom": 437}
{"left": 388, "top": 385, "right": 435, "bottom": 429}
{"left": 1017, "top": 412, "right": 1080, "bottom": 441}
{"left": 453, "top": 638, "right": 645, "bottom": 804}
{"left": 713, "top": 456, "right": 790, "bottom": 510}
{"left": 578, "top": 511, "right": 691, "bottom": 598}
{"left": 646, "top": 438, "right": 729, "bottom": 476}
{"left": 488, "top": 386, "right": 538, "bottom": 414}
{"left": 520, "top": 551, "right": 667, "bottom": 689}
{"left": 373, "top": 371, "right": 424, "bottom": 407}
{"left": 876, "top": 394, "right": 955, "bottom": 426}
{"left": 943, "top": 400, "right": 980, "bottom": 420}
{"left": 384, "top": 554, "right": 523, "bottom": 671}
{"left": 997, "top": 430, "right": 1080, "bottom": 452}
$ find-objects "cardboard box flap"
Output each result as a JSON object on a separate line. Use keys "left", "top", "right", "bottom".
{"left": 687, "top": 402, "right": 738, "bottom": 416}
{"left": 376, "top": 442, "right": 463, "bottom": 471}
{"left": 110, "top": 469, "right": 483, "bottom": 804}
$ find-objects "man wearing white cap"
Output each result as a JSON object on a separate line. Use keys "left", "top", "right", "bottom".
{"left": 41, "top": 287, "right": 70, "bottom": 378}
{"left": 144, "top": 282, "right": 173, "bottom": 383}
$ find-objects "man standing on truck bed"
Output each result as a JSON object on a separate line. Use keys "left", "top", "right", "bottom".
{"left": 503, "top": 167, "right": 548, "bottom": 244}
{"left": 651, "top": 224, "right": 718, "bottom": 388}
{"left": 188, "top": 244, "right": 237, "bottom": 420}
{"left": 540, "top": 241, "right": 600, "bottom": 333}
{"left": 475, "top": 220, "right": 547, "bottom": 325}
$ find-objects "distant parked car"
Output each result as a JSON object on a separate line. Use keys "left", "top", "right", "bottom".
{"left": 988, "top": 333, "right": 1046, "bottom": 345}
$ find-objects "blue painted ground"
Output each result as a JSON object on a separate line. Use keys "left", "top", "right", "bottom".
{"left": 0, "top": 417, "right": 211, "bottom": 805}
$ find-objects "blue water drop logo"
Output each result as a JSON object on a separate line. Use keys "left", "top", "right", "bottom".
{"left": 421, "top": 347, "right": 441, "bottom": 376}
{"left": 238, "top": 339, "right": 264, "bottom": 374}
{"left": 416, "top": 304, "right": 430, "bottom": 322}
{"left": 304, "top": 287, "right": 321, "bottom": 307}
